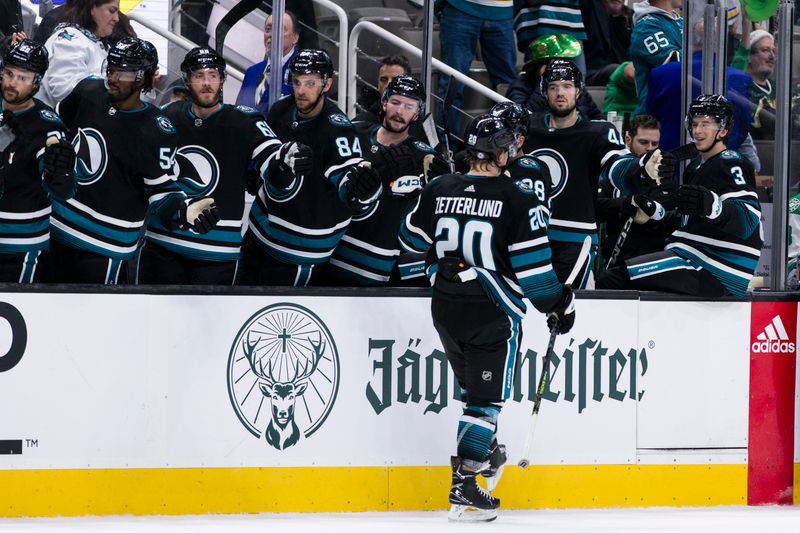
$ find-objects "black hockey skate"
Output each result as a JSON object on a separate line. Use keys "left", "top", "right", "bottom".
{"left": 448, "top": 456, "right": 500, "bottom": 522}
{"left": 482, "top": 439, "right": 507, "bottom": 493}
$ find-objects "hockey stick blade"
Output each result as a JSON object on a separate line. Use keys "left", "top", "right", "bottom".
{"left": 215, "top": 0, "right": 261, "bottom": 56}
{"left": 518, "top": 236, "right": 591, "bottom": 469}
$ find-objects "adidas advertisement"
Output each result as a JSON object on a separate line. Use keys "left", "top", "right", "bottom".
{"left": 750, "top": 303, "right": 797, "bottom": 355}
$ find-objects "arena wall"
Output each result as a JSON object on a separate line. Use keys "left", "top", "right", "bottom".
{"left": 0, "top": 289, "right": 795, "bottom": 516}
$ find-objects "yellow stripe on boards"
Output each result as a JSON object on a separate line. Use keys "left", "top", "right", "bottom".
{"left": 0, "top": 464, "right": 747, "bottom": 517}
{"left": 795, "top": 464, "right": 800, "bottom": 504}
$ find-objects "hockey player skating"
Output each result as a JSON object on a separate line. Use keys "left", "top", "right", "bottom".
{"left": 0, "top": 39, "right": 76, "bottom": 282}
{"left": 597, "top": 95, "right": 762, "bottom": 296}
{"left": 325, "top": 75, "right": 448, "bottom": 285}
{"left": 238, "top": 49, "right": 382, "bottom": 286}
{"left": 138, "top": 47, "right": 311, "bottom": 285}
{"left": 523, "top": 58, "right": 674, "bottom": 287}
{"left": 399, "top": 115, "right": 575, "bottom": 522}
{"left": 51, "top": 37, "right": 219, "bottom": 284}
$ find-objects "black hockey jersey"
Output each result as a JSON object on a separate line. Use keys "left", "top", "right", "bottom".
{"left": 399, "top": 172, "right": 563, "bottom": 320}
{"left": 247, "top": 97, "right": 363, "bottom": 265}
{"left": 664, "top": 149, "right": 762, "bottom": 297}
{"left": 145, "top": 102, "right": 283, "bottom": 261}
{"left": 505, "top": 154, "right": 552, "bottom": 206}
{"left": 52, "top": 78, "right": 184, "bottom": 259}
{"left": 327, "top": 122, "right": 435, "bottom": 285}
{"left": 523, "top": 113, "right": 630, "bottom": 248}
{"left": 0, "top": 99, "right": 73, "bottom": 254}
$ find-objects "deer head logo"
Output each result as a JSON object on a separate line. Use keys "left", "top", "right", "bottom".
{"left": 227, "top": 303, "right": 340, "bottom": 450}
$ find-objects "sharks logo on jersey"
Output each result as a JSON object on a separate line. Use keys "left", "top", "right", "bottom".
{"left": 174, "top": 144, "right": 220, "bottom": 197}
{"left": 529, "top": 148, "right": 568, "bottom": 199}
{"left": 72, "top": 127, "right": 108, "bottom": 185}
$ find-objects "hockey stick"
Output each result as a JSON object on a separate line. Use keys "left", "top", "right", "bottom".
{"left": 518, "top": 235, "right": 591, "bottom": 469}
{"left": 605, "top": 143, "right": 698, "bottom": 269}
{"left": 440, "top": 78, "right": 457, "bottom": 173}
{"left": 214, "top": 0, "right": 262, "bottom": 56}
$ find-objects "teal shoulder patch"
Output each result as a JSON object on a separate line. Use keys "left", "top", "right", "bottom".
{"left": 39, "top": 109, "right": 62, "bottom": 124}
{"left": 329, "top": 113, "right": 352, "bottom": 127}
{"left": 235, "top": 105, "right": 258, "bottom": 115}
{"left": 513, "top": 178, "right": 537, "bottom": 195}
{"left": 155, "top": 115, "right": 176, "bottom": 134}
{"left": 720, "top": 149, "right": 741, "bottom": 160}
{"left": 516, "top": 156, "right": 540, "bottom": 170}
{"left": 412, "top": 139, "right": 435, "bottom": 153}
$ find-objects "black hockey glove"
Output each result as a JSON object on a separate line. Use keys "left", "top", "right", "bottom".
{"left": 42, "top": 137, "right": 76, "bottom": 198}
{"left": 343, "top": 162, "right": 382, "bottom": 210}
{"left": 277, "top": 141, "right": 313, "bottom": 176}
{"left": 639, "top": 149, "right": 676, "bottom": 185}
{"left": 547, "top": 285, "right": 576, "bottom": 335}
{"left": 676, "top": 184, "right": 719, "bottom": 218}
{"left": 625, "top": 194, "right": 665, "bottom": 224}
{"left": 167, "top": 197, "right": 221, "bottom": 233}
{"left": 372, "top": 144, "right": 416, "bottom": 182}
{"left": 245, "top": 167, "right": 262, "bottom": 196}
{"left": 423, "top": 152, "right": 450, "bottom": 181}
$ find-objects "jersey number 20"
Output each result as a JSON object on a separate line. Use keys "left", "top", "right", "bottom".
{"left": 435, "top": 217, "right": 496, "bottom": 270}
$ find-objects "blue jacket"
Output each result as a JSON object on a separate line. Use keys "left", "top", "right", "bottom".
{"left": 645, "top": 52, "right": 753, "bottom": 153}
{"left": 235, "top": 50, "right": 296, "bottom": 117}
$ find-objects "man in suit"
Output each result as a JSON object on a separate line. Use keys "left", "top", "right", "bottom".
{"left": 235, "top": 10, "right": 300, "bottom": 116}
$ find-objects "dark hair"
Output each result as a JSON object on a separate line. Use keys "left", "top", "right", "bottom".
{"left": 379, "top": 54, "right": 411, "bottom": 75}
{"left": 267, "top": 9, "right": 300, "bottom": 36}
{"left": 628, "top": 114, "right": 660, "bottom": 137}
{"left": 59, "top": 0, "right": 117, "bottom": 34}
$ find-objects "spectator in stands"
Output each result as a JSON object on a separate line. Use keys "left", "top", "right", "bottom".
{"left": 644, "top": 19, "right": 760, "bottom": 171}
{"left": 506, "top": 34, "right": 603, "bottom": 120}
{"left": 581, "top": 0, "right": 633, "bottom": 86}
{"left": 602, "top": 61, "right": 637, "bottom": 116}
{"left": 513, "top": 0, "right": 587, "bottom": 74}
{"left": 235, "top": 10, "right": 300, "bottom": 117}
{"left": 354, "top": 54, "right": 411, "bottom": 124}
{"left": 629, "top": 0, "right": 682, "bottom": 115}
{"left": 732, "top": 29, "right": 776, "bottom": 139}
{"left": 436, "top": 0, "right": 517, "bottom": 138}
{"left": 39, "top": 0, "right": 119, "bottom": 108}
{"left": 260, "top": 1, "right": 318, "bottom": 50}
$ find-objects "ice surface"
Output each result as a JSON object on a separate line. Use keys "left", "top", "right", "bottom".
{"left": 1, "top": 507, "right": 800, "bottom": 532}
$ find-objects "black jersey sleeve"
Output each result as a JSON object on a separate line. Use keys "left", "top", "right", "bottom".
{"left": 505, "top": 178, "right": 564, "bottom": 313}
{"left": 705, "top": 153, "right": 761, "bottom": 239}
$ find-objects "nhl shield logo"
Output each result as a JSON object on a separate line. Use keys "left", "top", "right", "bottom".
{"left": 227, "top": 303, "right": 340, "bottom": 450}
{"left": 72, "top": 127, "right": 108, "bottom": 185}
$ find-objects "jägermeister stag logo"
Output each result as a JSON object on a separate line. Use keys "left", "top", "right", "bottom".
{"left": 227, "top": 303, "right": 340, "bottom": 450}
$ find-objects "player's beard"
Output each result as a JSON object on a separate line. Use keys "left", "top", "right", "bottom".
{"left": 550, "top": 101, "right": 577, "bottom": 118}
{"left": 107, "top": 82, "right": 141, "bottom": 104}
{"left": 295, "top": 90, "right": 324, "bottom": 116}
{"left": 382, "top": 114, "right": 409, "bottom": 134}
{"left": 1, "top": 86, "right": 34, "bottom": 106}
{"left": 191, "top": 87, "right": 221, "bottom": 108}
